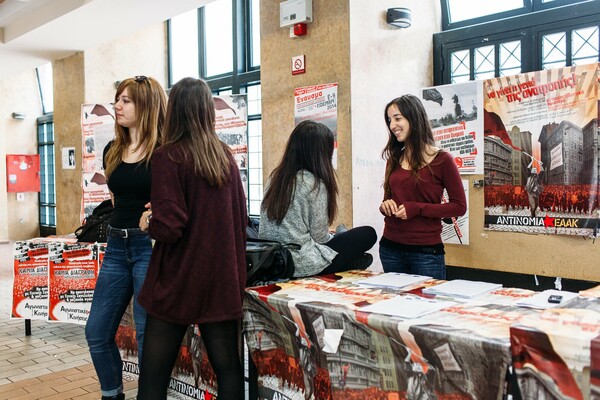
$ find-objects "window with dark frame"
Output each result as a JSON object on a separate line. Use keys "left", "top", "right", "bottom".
{"left": 434, "top": 0, "right": 600, "bottom": 85}
{"left": 168, "top": 0, "right": 262, "bottom": 215}
{"left": 36, "top": 63, "right": 56, "bottom": 236}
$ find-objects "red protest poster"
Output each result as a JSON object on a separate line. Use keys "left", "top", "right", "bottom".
{"left": 12, "top": 240, "right": 49, "bottom": 320}
{"left": 48, "top": 242, "right": 97, "bottom": 324}
{"left": 6, "top": 154, "right": 40, "bottom": 192}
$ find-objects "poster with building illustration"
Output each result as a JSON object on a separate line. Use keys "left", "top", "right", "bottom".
{"left": 483, "top": 63, "right": 600, "bottom": 237}
{"left": 420, "top": 80, "right": 484, "bottom": 175}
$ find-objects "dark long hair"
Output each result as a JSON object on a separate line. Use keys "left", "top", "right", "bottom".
{"left": 262, "top": 120, "right": 338, "bottom": 224}
{"left": 163, "top": 77, "right": 231, "bottom": 187}
{"left": 381, "top": 94, "right": 437, "bottom": 198}
{"left": 105, "top": 76, "right": 167, "bottom": 178}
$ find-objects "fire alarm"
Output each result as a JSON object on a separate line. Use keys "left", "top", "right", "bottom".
{"left": 293, "top": 23, "right": 307, "bottom": 36}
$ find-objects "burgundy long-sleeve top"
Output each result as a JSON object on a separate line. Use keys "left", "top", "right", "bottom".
{"left": 138, "top": 144, "right": 247, "bottom": 325}
{"left": 383, "top": 151, "right": 467, "bottom": 245}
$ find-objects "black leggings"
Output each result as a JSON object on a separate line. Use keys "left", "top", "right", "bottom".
{"left": 319, "top": 225, "right": 377, "bottom": 275}
{"left": 137, "top": 316, "right": 243, "bottom": 400}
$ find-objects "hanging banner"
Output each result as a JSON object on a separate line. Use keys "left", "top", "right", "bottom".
{"left": 294, "top": 83, "right": 338, "bottom": 168}
{"left": 483, "top": 63, "right": 600, "bottom": 237}
{"left": 81, "top": 103, "right": 114, "bottom": 221}
{"left": 214, "top": 94, "right": 248, "bottom": 197}
{"left": 12, "top": 240, "right": 50, "bottom": 320}
{"left": 420, "top": 81, "right": 484, "bottom": 174}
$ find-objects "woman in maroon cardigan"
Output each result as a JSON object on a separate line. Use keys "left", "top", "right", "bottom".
{"left": 136, "top": 77, "right": 247, "bottom": 400}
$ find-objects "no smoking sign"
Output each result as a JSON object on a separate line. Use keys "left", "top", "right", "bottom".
{"left": 292, "top": 55, "right": 305, "bottom": 75}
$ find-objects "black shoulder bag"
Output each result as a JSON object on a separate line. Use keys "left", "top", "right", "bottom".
{"left": 246, "top": 237, "right": 300, "bottom": 286}
{"left": 75, "top": 199, "right": 113, "bottom": 243}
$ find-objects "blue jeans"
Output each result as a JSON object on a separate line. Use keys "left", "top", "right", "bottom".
{"left": 85, "top": 227, "right": 152, "bottom": 397}
{"left": 379, "top": 243, "right": 446, "bottom": 280}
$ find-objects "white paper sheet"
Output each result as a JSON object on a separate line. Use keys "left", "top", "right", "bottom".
{"left": 516, "top": 289, "right": 578, "bottom": 309}
{"left": 358, "top": 295, "right": 456, "bottom": 319}
{"left": 356, "top": 272, "right": 430, "bottom": 289}
{"left": 422, "top": 279, "right": 502, "bottom": 299}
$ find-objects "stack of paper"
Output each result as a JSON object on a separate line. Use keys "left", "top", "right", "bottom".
{"left": 358, "top": 295, "right": 456, "bottom": 319}
{"left": 422, "top": 279, "right": 502, "bottom": 299}
{"left": 356, "top": 273, "right": 430, "bottom": 290}
{"left": 516, "top": 289, "right": 579, "bottom": 309}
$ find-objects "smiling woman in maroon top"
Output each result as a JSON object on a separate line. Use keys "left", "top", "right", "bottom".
{"left": 379, "top": 94, "right": 467, "bottom": 279}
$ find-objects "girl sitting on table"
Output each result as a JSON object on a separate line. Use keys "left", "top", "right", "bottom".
{"left": 259, "top": 120, "right": 377, "bottom": 278}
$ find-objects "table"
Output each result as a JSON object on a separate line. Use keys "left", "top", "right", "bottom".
{"left": 243, "top": 270, "right": 543, "bottom": 400}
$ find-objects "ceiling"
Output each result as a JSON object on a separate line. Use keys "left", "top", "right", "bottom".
{"left": 0, "top": 0, "right": 210, "bottom": 79}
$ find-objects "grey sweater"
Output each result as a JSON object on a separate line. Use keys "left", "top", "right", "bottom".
{"left": 259, "top": 170, "right": 337, "bottom": 277}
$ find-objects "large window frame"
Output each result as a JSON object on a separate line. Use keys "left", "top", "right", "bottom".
{"left": 168, "top": 0, "right": 262, "bottom": 215}
{"left": 434, "top": 0, "right": 600, "bottom": 85}
{"left": 37, "top": 114, "right": 56, "bottom": 236}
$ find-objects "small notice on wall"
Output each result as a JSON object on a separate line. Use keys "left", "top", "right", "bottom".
{"left": 62, "top": 147, "right": 76, "bottom": 170}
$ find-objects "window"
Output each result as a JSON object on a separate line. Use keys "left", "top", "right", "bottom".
{"left": 168, "top": 0, "right": 262, "bottom": 215}
{"left": 36, "top": 63, "right": 56, "bottom": 236}
{"left": 37, "top": 116, "right": 56, "bottom": 236}
{"left": 434, "top": 0, "right": 600, "bottom": 85}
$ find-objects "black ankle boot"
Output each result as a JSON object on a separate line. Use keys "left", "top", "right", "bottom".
{"left": 353, "top": 253, "right": 373, "bottom": 269}
{"left": 101, "top": 394, "right": 124, "bottom": 400}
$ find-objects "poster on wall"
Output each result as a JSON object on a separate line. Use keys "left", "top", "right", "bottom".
{"left": 47, "top": 242, "right": 98, "bottom": 324}
{"left": 483, "top": 63, "right": 599, "bottom": 237}
{"left": 11, "top": 240, "right": 49, "bottom": 320}
{"left": 62, "top": 147, "right": 76, "bottom": 170}
{"left": 81, "top": 103, "right": 114, "bottom": 220}
{"left": 294, "top": 83, "right": 338, "bottom": 168}
{"left": 442, "top": 180, "right": 470, "bottom": 245}
{"left": 419, "top": 81, "right": 484, "bottom": 174}
{"left": 6, "top": 154, "right": 40, "bottom": 192}
{"left": 214, "top": 94, "right": 248, "bottom": 197}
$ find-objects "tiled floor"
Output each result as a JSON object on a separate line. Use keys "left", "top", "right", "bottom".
{"left": 0, "top": 241, "right": 138, "bottom": 399}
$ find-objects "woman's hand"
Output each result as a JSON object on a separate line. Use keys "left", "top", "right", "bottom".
{"left": 139, "top": 202, "right": 152, "bottom": 231}
{"left": 380, "top": 199, "right": 399, "bottom": 216}
{"left": 393, "top": 204, "right": 407, "bottom": 219}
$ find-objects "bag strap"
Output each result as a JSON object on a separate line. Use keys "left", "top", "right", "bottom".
{"left": 247, "top": 237, "right": 300, "bottom": 249}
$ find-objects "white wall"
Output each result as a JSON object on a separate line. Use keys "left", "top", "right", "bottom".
{"left": 350, "top": 0, "right": 441, "bottom": 270}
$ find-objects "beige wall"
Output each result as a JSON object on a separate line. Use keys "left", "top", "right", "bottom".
{"left": 0, "top": 70, "right": 44, "bottom": 241}
{"left": 53, "top": 23, "right": 168, "bottom": 236}
{"left": 260, "top": 0, "right": 352, "bottom": 227}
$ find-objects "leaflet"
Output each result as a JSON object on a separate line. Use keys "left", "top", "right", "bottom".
{"left": 358, "top": 295, "right": 456, "bottom": 319}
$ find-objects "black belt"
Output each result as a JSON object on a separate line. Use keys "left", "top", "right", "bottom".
{"left": 107, "top": 226, "right": 148, "bottom": 239}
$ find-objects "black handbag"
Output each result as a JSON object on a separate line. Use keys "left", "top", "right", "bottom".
{"left": 246, "top": 238, "right": 299, "bottom": 286}
{"left": 75, "top": 199, "right": 113, "bottom": 243}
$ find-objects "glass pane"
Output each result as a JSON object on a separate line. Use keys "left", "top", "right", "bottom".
{"left": 450, "top": 49, "right": 470, "bottom": 83}
{"left": 475, "top": 45, "right": 495, "bottom": 80}
{"left": 542, "top": 31, "right": 566, "bottom": 69}
{"left": 447, "top": 0, "right": 525, "bottom": 23}
{"left": 247, "top": 84, "right": 261, "bottom": 116}
{"left": 499, "top": 40, "right": 521, "bottom": 76}
{"left": 170, "top": 9, "right": 200, "bottom": 84}
{"left": 247, "top": 119, "right": 262, "bottom": 216}
{"left": 572, "top": 26, "right": 599, "bottom": 65}
{"left": 204, "top": 0, "right": 233, "bottom": 77}
{"left": 251, "top": 0, "right": 261, "bottom": 68}
{"left": 36, "top": 63, "right": 53, "bottom": 114}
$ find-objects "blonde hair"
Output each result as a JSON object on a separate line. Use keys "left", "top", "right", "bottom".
{"left": 104, "top": 76, "right": 167, "bottom": 178}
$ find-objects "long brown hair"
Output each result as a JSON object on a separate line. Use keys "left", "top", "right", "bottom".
{"left": 381, "top": 94, "right": 437, "bottom": 198}
{"left": 162, "top": 77, "right": 231, "bottom": 187}
{"left": 262, "top": 120, "right": 338, "bottom": 224}
{"left": 104, "top": 76, "right": 167, "bottom": 178}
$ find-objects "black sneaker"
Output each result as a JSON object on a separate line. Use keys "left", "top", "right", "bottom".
{"left": 353, "top": 253, "right": 373, "bottom": 269}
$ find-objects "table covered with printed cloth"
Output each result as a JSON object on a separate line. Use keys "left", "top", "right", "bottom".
{"left": 243, "top": 270, "right": 549, "bottom": 400}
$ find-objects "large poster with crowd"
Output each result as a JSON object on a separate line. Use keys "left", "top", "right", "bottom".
{"left": 483, "top": 63, "right": 600, "bottom": 237}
